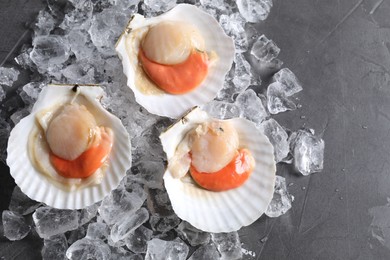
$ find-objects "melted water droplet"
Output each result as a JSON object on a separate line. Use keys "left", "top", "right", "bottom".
{"left": 260, "top": 236, "right": 268, "bottom": 243}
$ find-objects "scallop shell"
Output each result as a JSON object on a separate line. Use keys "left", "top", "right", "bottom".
{"left": 160, "top": 107, "right": 276, "bottom": 232}
{"left": 7, "top": 84, "right": 131, "bottom": 209}
{"left": 115, "top": 4, "right": 235, "bottom": 119}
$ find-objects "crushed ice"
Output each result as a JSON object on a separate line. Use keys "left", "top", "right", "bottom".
{"left": 265, "top": 176, "right": 294, "bottom": 218}
{"left": 0, "top": 0, "right": 325, "bottom": 258}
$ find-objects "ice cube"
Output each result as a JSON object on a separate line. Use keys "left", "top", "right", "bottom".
{"left": 110, "top": 246, "right": 142, "bottom": 260}
{"left": 145, "top": 238, "right": 189, "bottom": 260}
{"left": 258, "top": 118, "right": 289, "bottom": 162}
{"left": 0, "top": 117, "right": 11, "bottom": 162}
{"left": 199, "top": 0, "right": 224, "bottom": 10}
{"left": 2, "top": 210, "right": 31, "bottom": 241}
{"left": 98, "top": 186, "right": 146, "bottom": 225}
{"left": 232, "top": 54, "right": 252, "bottom": 91}
{"left": 15, "top": 48, "right": 35, "bottom": 70}
{"left": 107, "top": 236, "right": 126, "bottom": 248}
{"left": 10, "top": 108, "right": 29, "bottom": 125}
{"left": 252, "top": 57, "right": 284, "bottom": 76}
{"left": 219, "top": 13, "right": 248, "bottom": 53}
{"left": 47, "top": 65, "right": 68, "bottom": 81}
{"left": 251, "top": 35, "right": 280, "bottom": 63}
{"left": 67, "top": 29, "right": 95, "bottom": 61}
{"left": 101, "top": 82, "right": 161, "bottom": 142}
{"left": 149, "top": 213, "right": 181, "bottom": 233}
{"left": 217, "top": 53, "right": 255, "bottom": 101}
{"left": 30, "top": 35, "right": 70, "bottom": 70}
{"left": 88, "top": 9, "right": 129, "bottom": 55}
{"left": 121, "top": 182, "right": 148, "bottom": 200}
{"left": 33, "top": 207, "right": 79, "bottom": 239}
{"left": 62, "top": 63, "right": 96, "bottom": 84}
{"left": 125, "top": 225, "right": 153, "bottom": 253}
{"left": 8, "top": 186, "right": 42, "bottom": 215}
{"left": 146, "top": 188, "right": 174, "bottom": 217}
{"left": 188, "top": 242, "right": 220, "bottom": 260}
{"left": 176, "top": 221, "right": 210, "bottom": 246}
{"left": 235, "top": 89, "right": 268, "bottom": 125}
{"left": 67, "top": 226, "right": 87, "bottom": 245}
{"left": 19, "top": 82, "right": 44, "bottom": 107}
{"left": 60, "top": 1, "right": 93, "bottom": 31}
{"left": 110, "top": 207, "right": 149, "bottom": 243}
{"left": 35, "top": 10, "right": 55, "bottom": 35}
{"left": 199, "top": 0, "right": 234, "bottom": 16}
{"left": 68, "top": 0, "right": 92, "bottom": 10}
{"left": 79, "top": 202, "right": 100, "bottom": 226}
{"left": 0, "top": 67, "right": 20, "bottom": 87}
{"left": 211, "top": 232, "right": 242, "bottom": 260}
{"left": 265, "top": 175, "right": 294, "bottom": 217}
{"left": 133, "top": 120, "right": 170, "bottom": 159}
{"left": 202, "top": 100, "right": 240, "bottom": 120}
{"left": 273, "top": 68, "right": 303, "bottom": 96}
{"left": 41, "top": 234, "right": 68, "bottom": 260}
{"left": 102, "top": 57, "right": 124, "bottom": 81}
{"left": 46, "top": 0, "right": 69, "bottom": 19}
{"left": 66, "top": 238, "right": 111, "bottom": 260}
{"left": 0, "top": 86, "right": 5, "bottom": 102}
{"left": 267, "top": 82, "right": 298, "bottom": 114}
{"left": 143, "top": 0, "right": 177, "bottom": 13}
{"left": 291, "top": 129, "right": 325, "bottom": 175}
{"left": 85, "top": 222, "right": 110, "bottom": 241}
{"left": 128, "top": 159, "right": 165, "bottom": 189}
{"left": 109, "top": 0, "right": 140, "bottom": 11}
{"left": 236, "top": 0, "right": 273, "bottom": 23}
{"left": 130, "top": 255, "right": 143, "bottom": 260}
{"left": 86, "top": 222, "right": 109, "bottom": 241}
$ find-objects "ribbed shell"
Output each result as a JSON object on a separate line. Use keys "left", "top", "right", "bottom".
{"left": 160, "top": 107, "right": 276, "bottom": 232}
{"left": 7, "top": 84, "right": 131, "bottom": 209}
{"left": 115, "top": 4, "right": 235, "bottom": 119}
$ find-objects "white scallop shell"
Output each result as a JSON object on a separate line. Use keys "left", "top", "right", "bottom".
{"left": 7, "top": 84, "right": 131, "bottom": 209}
{"left": 115, "top": 4, "right": 235, "bottom": 119}
{"left": 160, "top": 107, "right": 276, "bottom": 232}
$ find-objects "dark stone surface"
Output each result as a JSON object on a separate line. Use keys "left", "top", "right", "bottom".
{"left": 1, "top": 0, "right": 390, "bottom": 259}
{"left": 0, "top": 0, "right": 45, "bottom": 212}
{"left": 238, "top": 0, "right": 390, "bottom": 259}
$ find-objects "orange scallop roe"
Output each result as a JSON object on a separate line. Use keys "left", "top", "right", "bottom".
{"left": 138, "top": 48, "right": 209, "bottom": 95}
{"left": 50, "top": 128, "right": 113, "bottom": 179}
{"left": 190, "top": 148, "right": 255, "bottom": 191}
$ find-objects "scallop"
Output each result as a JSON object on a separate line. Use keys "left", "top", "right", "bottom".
{"left": 46, "top": 103, "right": 98, "bottom": 161}
{"left": 142, "top": 21, "right": 205, "bottom": 65}
{"left": 115, "top": 4, "right": 235, "bottom": 118}
{"left": 187, "top": 120, "right": 239, "bottom": 173}
{"left": 160, "top": 107, "right": 276, "bottom": 232}
{"left": 7, "top": 84, "right": 131, "bottom": 209}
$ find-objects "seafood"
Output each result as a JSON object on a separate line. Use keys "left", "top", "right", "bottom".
{"left": 116, "top": 4, "right": 235, "bottom": 118}
{"left": 160, "top": 107, "right": 276, "bottom": 232}
{"left": 7, "top": 84, "right": 131, "bottom": 209}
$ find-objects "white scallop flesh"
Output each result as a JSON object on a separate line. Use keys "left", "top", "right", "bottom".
{"left": 46, "top": 103, "right": 98, "bottom": 161}
{"left": 190, "top": 120, "right": 239, "bottom": 173}
{"left": 141, "top": 21, "right": 205, "bottom": 65}
{"left": 168, "top": 135, "right": 192, "bottom": 179}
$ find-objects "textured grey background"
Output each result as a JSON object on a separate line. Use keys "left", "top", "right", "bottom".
{"left": 1, "top": 0, "right": 390, "bottom": 259}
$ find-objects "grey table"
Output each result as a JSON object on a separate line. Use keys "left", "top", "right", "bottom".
{"left": 1, "top": 0, "right": 390, "bottom": 259}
